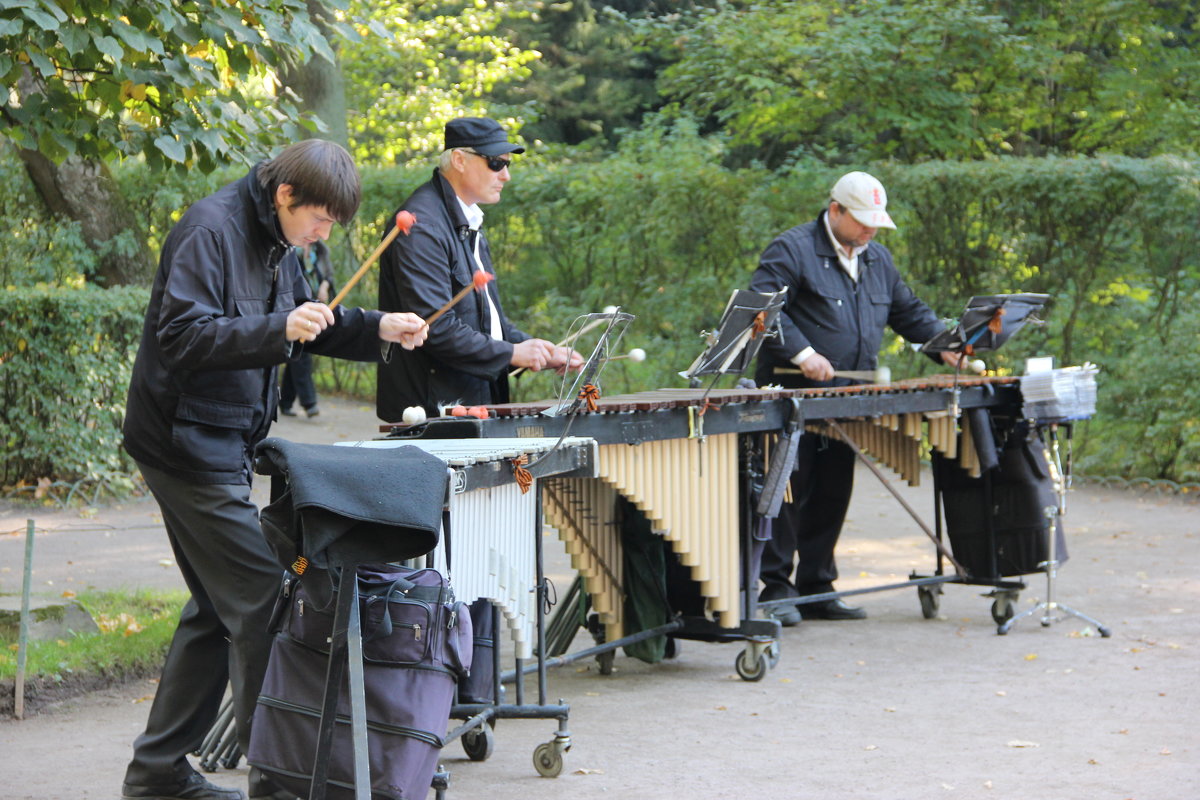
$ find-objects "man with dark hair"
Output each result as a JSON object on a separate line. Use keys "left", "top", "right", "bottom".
{"left": 751, "top": 171, "right": 963, "bottom": 625}
{"left": 376, "top": 117, "right": 580, "bottom": 421}
{"left": 120, "top": 139, "right": 427, "bottom": 800}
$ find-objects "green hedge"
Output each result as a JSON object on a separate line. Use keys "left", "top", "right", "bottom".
{"left": 0, "top": 285, "right": 147, "bottom": 488}
{"left": 3, "top": 135, "right": 1198, "bottom": 484}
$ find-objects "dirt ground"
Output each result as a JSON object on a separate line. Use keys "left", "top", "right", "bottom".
{"left": 1, "top": 395, "right": 1196, "bottom": 800}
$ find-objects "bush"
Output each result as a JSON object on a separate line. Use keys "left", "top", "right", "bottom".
{"left": 0, "top": 284, "right": 147, "bottom": 488}
{"left": 2, "top": 136, "right": 1198, "bottom": 483}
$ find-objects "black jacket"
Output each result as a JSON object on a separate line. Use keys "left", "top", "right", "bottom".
{"left": 123, "top": 166, "right": 387, "bottom": 484}
{"left": 376, "top": 170, "right": 529, "bottom": 421}
{"left": 750, "top": 211, "right": 944, "bottom": 389}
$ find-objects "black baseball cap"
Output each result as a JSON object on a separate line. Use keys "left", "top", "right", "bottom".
{"left": 443, "top": 117, "right": 525, "bottom": 156}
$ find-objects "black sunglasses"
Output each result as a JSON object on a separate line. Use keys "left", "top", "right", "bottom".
{"left": 465, "top": 150, "right": 513, "bottom": 172}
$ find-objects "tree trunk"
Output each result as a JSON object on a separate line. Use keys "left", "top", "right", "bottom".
{"left": 277, "top": 0, "right": 350, "bottom": 150}
{"left": 18, "top": 149, "right": 155, "bottom": 286}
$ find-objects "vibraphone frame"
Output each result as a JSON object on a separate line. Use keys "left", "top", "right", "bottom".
{"left": 383, "top": 376, "right": 1033, "bottom": 679}
{"left": 335, "top": 437, "right": 597, "bottom": 782}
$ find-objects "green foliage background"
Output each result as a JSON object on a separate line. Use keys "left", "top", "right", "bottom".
{"left": 2, "top": 1, "right": 1199, "bottom": 490}
{"left": 0, "top": 284, "right": 146, "bottom": 488}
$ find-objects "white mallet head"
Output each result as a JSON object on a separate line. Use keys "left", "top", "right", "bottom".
{"left": 969, "top": 358, "right": 986, "bottom": 374}
{"left": 875, "top": 366, "right": 891, "bottom": 384}
{"left": 628, "top": 348, "right": 646, "bottom": 363}
{"left": 401, "top": 405, "right": 427, "bottom": 425}
{"left": 603, "top": 305, "right": 618, "bottom": 314}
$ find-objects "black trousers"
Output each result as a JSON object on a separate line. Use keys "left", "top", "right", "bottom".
{"left": 759, "top": 432, "right": 856, "bottom": 599}
{"left": 279, "top": 352, "right": 318, "bottom": 412}
{"left": 124, "top": 462, "right": 281, "bottom": 795}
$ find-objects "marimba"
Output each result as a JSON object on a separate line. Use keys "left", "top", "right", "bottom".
{"left": 384, "top": 375, "right": 1026, "bottom": 678}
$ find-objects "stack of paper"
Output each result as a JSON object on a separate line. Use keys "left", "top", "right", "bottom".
{"left": 1020, "top": 364, "right": 1098, "bottom": 421}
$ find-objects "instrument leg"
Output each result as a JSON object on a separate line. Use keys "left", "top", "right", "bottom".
{"left": 997, "top": 425, "right": 1111, "bottom": 637}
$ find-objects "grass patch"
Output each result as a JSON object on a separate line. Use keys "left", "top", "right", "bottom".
{"left": 1, "top": 588, "right": 185, "bottom": 687}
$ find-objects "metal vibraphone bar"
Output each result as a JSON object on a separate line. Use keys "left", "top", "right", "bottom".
{"left": 335, "top": 436, "right": 596, "bottom": 778}
{"left": 382, "top": 375, "right": 1027, "bottom": 680}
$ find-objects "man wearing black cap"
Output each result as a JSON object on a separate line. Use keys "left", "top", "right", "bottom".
{"left": 376, "top": 117, "right": 580, "bottom": 421}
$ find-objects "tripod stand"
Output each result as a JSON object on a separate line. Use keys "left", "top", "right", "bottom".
{"left": 998, "top": 423, "right": 1111, "bottom": 637}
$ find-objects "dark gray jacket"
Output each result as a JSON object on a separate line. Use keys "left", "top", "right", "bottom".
{"left": 376, "top": 170, "right": 529, "bottom": 421}
{"left": 750, "top": 211, "right": 943, "bottom": 388}
{"left": 124, "top": 166, "right": 386, "bottom": 484}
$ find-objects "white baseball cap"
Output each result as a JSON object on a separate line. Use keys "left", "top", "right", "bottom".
{"left": 830, "top": 171, "right": 896, "bottom": 229}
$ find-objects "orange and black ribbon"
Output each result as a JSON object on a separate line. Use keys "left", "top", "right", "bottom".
{"left": 579, "top": 383, "right": 601, "bottom": 412}
{"left": 511, "top": 455, "right": 533, "bottom": 494}
{"left": 750, "top": 311, "right": 767, "bottom": 339}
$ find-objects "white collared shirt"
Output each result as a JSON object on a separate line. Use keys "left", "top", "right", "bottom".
{"left": 456, "top": 197, "right": 502, "bottom": 340}
{"left": 790, "top": 212, "right": 869, "bottom": 367}
{"left": 822, "top": 210, "right": 867, "bottom": 282}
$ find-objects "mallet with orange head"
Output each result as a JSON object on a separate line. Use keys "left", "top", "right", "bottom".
{"left": 327, "top": 210, "right": 417, "bottom": 310}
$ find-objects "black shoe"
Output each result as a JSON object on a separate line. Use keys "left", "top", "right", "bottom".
{"left": 304, "top": 405, "right": 320, "bottom": 418}
{"left": 279, "top": 407, "right": 297, "bottom": 417}
{"left": 122, "top": 773, "right": 246, "bottom": 800}
{"left": 759, "top": 590, "right": 802, "bottom": 628}
{"left": 798, "top": 598, "right": 867, "bottom": 621}
{"left": 763, "top": 601, "right": 801, "bottom": 628}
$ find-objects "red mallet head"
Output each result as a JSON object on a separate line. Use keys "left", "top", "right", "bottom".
{"left": 396, "top": 210, "right": 416, "bottom": 235}
{"left": 472, "top": 270, "right": 495, "bottom": 292}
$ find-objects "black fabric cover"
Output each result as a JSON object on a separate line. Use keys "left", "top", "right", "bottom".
{"left": 619, "top": 496, "right": 671, "bottom": 664}
{"left": 255, "top": 438, "right": 449, "bottom": 574}
{"left": 455, "top": 599, "right": 497, "bottom": 704}
{"left": 965, "top": 407, "right": 1001, "bottom": 473}
{"left": 935, "top": 427, "right": 1068, "bottom": 578}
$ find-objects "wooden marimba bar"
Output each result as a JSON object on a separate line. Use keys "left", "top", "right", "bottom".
{"left": 540, "top": 432, "right": 741, "bottom": 641}
{"left": 383, "top": 375, "right": 1024, "bottom": 646}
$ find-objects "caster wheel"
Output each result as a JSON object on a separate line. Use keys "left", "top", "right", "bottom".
{"left": 461, "top": 725, "right": 494, "bottom": 762}
{"left": 918, "top": 585, "right": 941, "bottom": 619}
{"left": 533, "top": 741, "right": 565, "bottom": 777}
{"left": 991, "top": 596, "right": 1015, "bottom": 625}
{"left": 664, "top": 636, "right": 680, "bottom": 659}
{"left": 766, "top": 640, "right": 781, "bottom": 669}
{"left": 735, "top": 648, "right": 768, "bottom": 682}
{"left": 596, "top": 650, "right": 615, "bottom": 676}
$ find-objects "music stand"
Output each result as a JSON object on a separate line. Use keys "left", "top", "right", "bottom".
{"left": 680, "top": 288, "right": 787, "bottom": 381}
{"left": 920, "top": 293, "right": 1049, "bottom": 358}
{"left": 540, "top": 308, "right": 635, "bottom": 418}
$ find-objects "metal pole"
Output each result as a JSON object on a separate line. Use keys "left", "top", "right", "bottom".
{"left": 15, "top": 519, "right": 35, "bottom": 720}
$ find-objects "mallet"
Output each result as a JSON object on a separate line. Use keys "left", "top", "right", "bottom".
{"left": 608, "top": 348, "right": 646, "bottom": 363}
{"left": 775, "top": 366, "right": 892, "bottom": 383}
{"left": 832, "top": 367, "right": 892, "bottom": 384}
{"left": 422, "top": 270, "right": 495, "bottom": 329}
{"left": 328, "top": 210, "right": 416, "bottom": 310}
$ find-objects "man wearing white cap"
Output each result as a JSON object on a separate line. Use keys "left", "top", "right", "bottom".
{"left": 750, "top": 171, "right": 962, "bottom": 624}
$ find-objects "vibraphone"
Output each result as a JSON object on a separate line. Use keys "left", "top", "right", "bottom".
{"left": 383, "top": 375, "right": 1026, "bottom": 678}
{"left": 335, "top": 436, "right": 596, "bottom": 777}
